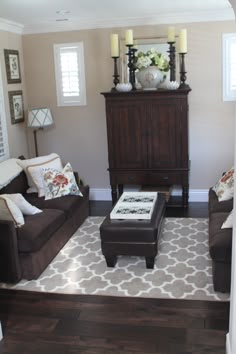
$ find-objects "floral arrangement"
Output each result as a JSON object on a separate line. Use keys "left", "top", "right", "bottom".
{"left": 134, "top": 48, "right": 169, "bottom": 72}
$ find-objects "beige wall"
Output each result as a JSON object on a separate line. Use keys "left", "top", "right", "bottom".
{"left": 21, "top": 21, "right": 236, "bottom": 192}
{"left": 0, "top": 30, "right": 28, "bottom": 158}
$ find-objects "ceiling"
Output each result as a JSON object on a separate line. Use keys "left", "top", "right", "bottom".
{"left": 0, "top": 0, "right": 235, "bottom": 34}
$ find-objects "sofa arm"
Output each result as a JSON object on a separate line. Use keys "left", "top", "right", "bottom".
{"left": 0, "top": 220, "right": 22, "bottom": 283}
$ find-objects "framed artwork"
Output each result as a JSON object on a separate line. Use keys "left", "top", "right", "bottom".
{"left": 4, "top": 49, "right": 21, "bottom": 84}
{"left": 8, "top": 90, "right": 24, "bottom": 124}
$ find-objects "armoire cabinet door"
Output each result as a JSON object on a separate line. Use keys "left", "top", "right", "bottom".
{"left": 147, "top": 98, "right": 188, "bottom": 169}
{"left": 106, "top": 101, "right": 147, "bottom": 169}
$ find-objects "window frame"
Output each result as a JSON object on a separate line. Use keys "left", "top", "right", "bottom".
{"left": 53, "top": 42, "right": 87, "bottom": 107}
{"left": 223, "top": 33, "right": 236, "bottom": 101}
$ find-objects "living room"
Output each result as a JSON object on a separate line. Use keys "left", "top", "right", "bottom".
{"left": 0, "top": 0, "right": 236, "bottom": 353}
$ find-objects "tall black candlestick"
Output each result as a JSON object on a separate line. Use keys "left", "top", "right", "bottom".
{"left": 111, "top": 56, "right": 119, "bottom": 91}
{"left": 179, "top": 53, "right": 190, "bottom": 89}
{"left": 167, "top": 42, "right": 176, "bottom": 82}
{"left": 126, "top": 45, "right": 137, "bottom": 90}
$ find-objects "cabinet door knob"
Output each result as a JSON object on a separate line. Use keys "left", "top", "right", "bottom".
{"left": 128, "top": 176, "right": 134, "bottom": 181}
{"left": 163, "top": 176, "right": 169, "bottom": 180}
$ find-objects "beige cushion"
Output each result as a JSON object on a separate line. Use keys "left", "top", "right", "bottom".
{"left": 212, "top": 167, "right": 234, "bottom": 202}
{"left": 5, "top": 193, "right": 42, "bottom": 215}
{"left": 0, "top": 158, "right": 23, "bottom": 190}
{"left": 27, "top": 157, "right": 63, "bottom": 197}
{"left": 222, "top": 210, "right": 234, "bottom": 229}
{"left": 0, "top": 195, "right": 24, "bottom": 227}
{"left": 42, "top": 162, "right": 83, "bottom": 200}
{"left": 16, "top": 153, "right": 61, "bottom": 193}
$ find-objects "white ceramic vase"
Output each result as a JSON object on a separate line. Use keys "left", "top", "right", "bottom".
{"left": 136, "top": 66, "right": 164, "bottom": 90}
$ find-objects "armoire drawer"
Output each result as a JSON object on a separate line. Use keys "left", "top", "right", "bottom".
{"left": 149, "top": 172, "right": 183, "bottom": 185}
{"left": 110, "top": 172, "right": 147, "bottom": 185}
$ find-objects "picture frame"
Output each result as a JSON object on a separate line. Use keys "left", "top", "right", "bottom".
{"left": 4, "top": 49, "right": 21, "bottom": 84}
{"left": 120, "top": 36, "right": 179, "bottom": 83}
{"left": 8, "top": 90, "right": 24, "bottom": 124}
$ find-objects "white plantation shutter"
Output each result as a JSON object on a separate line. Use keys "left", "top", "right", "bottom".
{"left": 223, "top": 33, "right": 236, "bottom": 101}
{"left": 54, "top": 42, "right": 86, "bottom": 106}
{"left": 0, "top": 64, "right": 9, "bottom": 162}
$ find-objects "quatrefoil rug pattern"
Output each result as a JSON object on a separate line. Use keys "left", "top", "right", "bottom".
{"left": 1, "top": 217, "right": 230, "bottom": 301}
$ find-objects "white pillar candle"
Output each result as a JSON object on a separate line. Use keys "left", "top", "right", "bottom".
{"left": 167, "top": 26, "right": 175, "bottom": 42}
{"left": 125, "top": 29, "right": 133, "bottom": 45}
{"left": 110, "top": 34, "right": 119, "bottom": 57}
{"left": 179, "top": 29, "right": 187, "bottom": 53}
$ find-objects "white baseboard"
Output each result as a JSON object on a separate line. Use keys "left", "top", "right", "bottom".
{"left": 89, "top": 187, "right": 209, "bottom": 202}
{"left": 226, "top": 333, "right": 231, "bottom": 354}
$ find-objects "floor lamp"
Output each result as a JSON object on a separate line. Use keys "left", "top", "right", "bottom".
{"left": 28, "top": 108, "right": 53, "bottom": 157}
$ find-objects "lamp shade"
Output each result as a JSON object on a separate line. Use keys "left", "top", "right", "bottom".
{"left": 28, "top": 108, "right": 53, "bottom": 128}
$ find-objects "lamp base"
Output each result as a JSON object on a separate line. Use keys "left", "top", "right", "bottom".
{"left": 33, "top": 130, "right": 39, "bottom": 157}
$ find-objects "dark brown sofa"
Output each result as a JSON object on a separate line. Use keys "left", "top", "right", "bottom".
{"left": 0, "top": 169, "right": 89, "bottom": 283}
{"left": 208, "top": 188, "right": 233, "bottom": 292}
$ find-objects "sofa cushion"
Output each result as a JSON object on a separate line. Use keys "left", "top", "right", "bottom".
{"left": 16, "top": 153, "right": 61, "bottom": 194}
{"left": 212, "top": 167, "right": 234, "bottom": 201}
{"left": 208, "top": 188, "right": 233, "bottom": 214}
{"left": 0, "top": 158, "right": 23, "bottom": 190}
{"left": 24, "top": 185, "right": 89, "bottom": 218}
{"left": 42, "top": 162, "right": 83, "bottom": 200}
{"left": 0, "top": 195, "right": 24, "bottom": 227}
{"left": 222, "top": 210, "right": 233, "bottom": 229}
{"left": 209, "top": 212, "right": 232, "bottom": 263}
{"left": 27, "top": 156, "right": 63, "bottom": 197}
{"left": 17, "top": 209, "right": 66, "bottom": 253}
{"left": 0, "top": 171, "right": 28, "bottom": 195}
{"left": 5, "top": 194, "right": 42, "bottom": 215}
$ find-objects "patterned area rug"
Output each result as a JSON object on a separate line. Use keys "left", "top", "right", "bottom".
{"left": 0, "top": 217, "right": 230, "bottom": 301}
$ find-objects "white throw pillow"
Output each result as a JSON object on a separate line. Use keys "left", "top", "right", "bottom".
{"left": 0, "top": 195, "right": 24, "bottom": 227}
{"left": 27, "top": 157, "right": 63, "bottom": 197}
{"left": 42, "top": 162, "right": 83, "bottom": 200}
{"left": 222, "top": 210, "right": 234, "bottom": 229}
{"left": 212, "top": 167, "right": 234, "bottom": 202}
{"left": 16, "top": 153, "right": 60, "bottom": 193}
{"left": 5, "top": 194, "right": 42, "bottom": 215}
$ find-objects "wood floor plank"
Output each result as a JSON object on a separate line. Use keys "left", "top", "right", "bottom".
{"left": 0, "top": 202, "right": 229, "bottom": 354}
{"left": 0, "top": 288, "right": 229, "bottom": 354}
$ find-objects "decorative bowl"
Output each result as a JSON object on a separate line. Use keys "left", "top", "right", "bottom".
{"left": 116, "top": 83, "right": 132, "bottom": 92}
{"left": 165, "top": 80, "right": 180, "bottom": 90}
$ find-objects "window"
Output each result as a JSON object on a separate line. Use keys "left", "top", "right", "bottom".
{"left": 0, "top": 63, "right": 9, "bottom": 162}
{"left": 223, "top": 33, "right": 236, "bottom": 101}
{"left": 54, "top": 42, "right": 86, "bottom": 106}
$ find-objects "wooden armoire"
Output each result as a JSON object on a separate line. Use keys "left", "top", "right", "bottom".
{"left": 101, "top": 88, "right": 191, "bottom": 207}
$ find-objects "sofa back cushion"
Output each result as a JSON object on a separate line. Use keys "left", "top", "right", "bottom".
{"left": 0, "top": 171, "right": 28, "bottom": 195}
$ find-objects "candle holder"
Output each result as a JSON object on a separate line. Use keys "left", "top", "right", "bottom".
{"left": 179, "top": 53, "right": 190, "bottom": 89}
{"left": 111, "top": 56, "right": 120, "bottom": 91}
{"left": 126, "top": 45, "right": 137, "bottom": 90}
{"left": 167, "top": 42, "right": 176, "bottom": 82}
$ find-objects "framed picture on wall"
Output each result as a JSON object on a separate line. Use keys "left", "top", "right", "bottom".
{"left": 8, "top": 90, "right": 24, "bottom": 124}
{"left": 4, "top": 49, "right": 21, "bottom": 84}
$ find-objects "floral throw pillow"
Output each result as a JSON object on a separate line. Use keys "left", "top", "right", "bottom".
{"left": 212, "top": 167, "right": 234, "bottom": 202}
{"left": 42, "top": 162, "right": 83, "bottom": 200}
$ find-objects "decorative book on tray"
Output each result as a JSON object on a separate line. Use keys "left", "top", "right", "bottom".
{"left": 110, "top": 192, "right": 158, "bottom": 220}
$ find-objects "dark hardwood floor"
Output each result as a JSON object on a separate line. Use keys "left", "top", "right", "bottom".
{"left": 0, "top": 200, "right": 229, "bottom": 354}
{"left": 89, "top": 200, "right": 209, "bottom": 218}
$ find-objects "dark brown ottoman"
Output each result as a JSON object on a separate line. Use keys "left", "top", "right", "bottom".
{"left": 99, "top": 193, "right": 166, "bottom": 269}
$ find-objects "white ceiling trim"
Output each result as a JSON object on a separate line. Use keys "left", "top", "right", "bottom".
{"left": 0, "top": 17, "right": 23, "bottom": 34}
{"left": 0, "top": 8, "right": 234, "bottom": 35}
